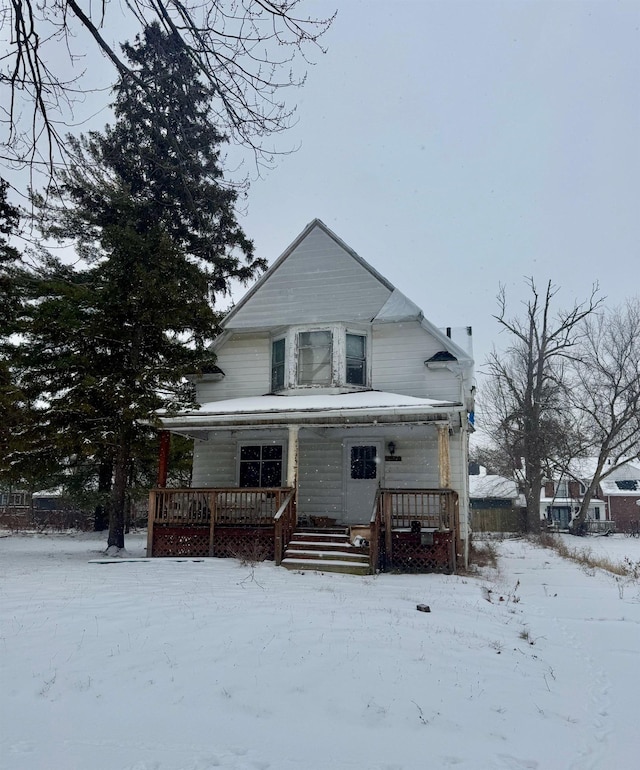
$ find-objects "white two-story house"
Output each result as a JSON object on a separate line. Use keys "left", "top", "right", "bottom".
{"left": 149, "top": 219, "right": 474, "bottom": 572}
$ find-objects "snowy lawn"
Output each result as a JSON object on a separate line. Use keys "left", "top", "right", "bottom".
{"left": 1, "top": 532, "right": 639, "bottom": 770}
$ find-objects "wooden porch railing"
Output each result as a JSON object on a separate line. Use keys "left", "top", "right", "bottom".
{"left": 147, "top": 487, "right": 295, "bottom": 557}
{"left": 373, "top": 488, "right": 458, "bottom": 572}
{"left": 274, "top": 491, "right": 297, "bottom": 566}
{"left": 379, "top": 488, "right": 457, "bottom": 531}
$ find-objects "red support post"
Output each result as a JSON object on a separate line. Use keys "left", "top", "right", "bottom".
{"left": 157, "top": 430, "right": 170, "bottom": 488}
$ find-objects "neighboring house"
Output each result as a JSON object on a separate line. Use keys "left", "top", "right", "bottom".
{"left": 469, "top": 467, "right": 522, "bottom": 533}
{"left": 599, "top": 461, "right": 640, "bottom": 533}
{"left": 0, "top": 489, "right": 89, "bottom": 529}
{"left": 150, "top": 219, "right": 475, "bottom": 572}
{"left": 540, "top": 458, "right": 618, "bottom": 532}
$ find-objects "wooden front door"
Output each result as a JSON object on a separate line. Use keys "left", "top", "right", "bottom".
{"left": 344, "top": 441, "right": 382, "bottom": 524}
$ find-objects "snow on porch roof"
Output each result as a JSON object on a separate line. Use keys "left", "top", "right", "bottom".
{"left": 160, "top": 390, "right": 462, "bottom": 430}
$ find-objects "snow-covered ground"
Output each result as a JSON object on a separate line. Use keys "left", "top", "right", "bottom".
{"left": 1, "top": 531, "right": 639, "bottom": 770}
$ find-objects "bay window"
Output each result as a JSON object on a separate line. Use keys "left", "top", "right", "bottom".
{"left": 271, "top": 325, "right": 369, "bottom": 390}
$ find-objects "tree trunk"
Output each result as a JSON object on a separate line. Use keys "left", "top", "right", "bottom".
{"left": 94, "top": 456, "right": 113, "bottom": 531}
{"left": 108, "top": 431, "right": 131, "bottom": 549}
{"left": 525, "top": 480, "right": 542, "bottom": 533}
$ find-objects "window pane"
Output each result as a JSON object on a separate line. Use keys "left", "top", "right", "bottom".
{"left": 261, "top": 461, "right": 282, "bottom": 487}
{"left": 262, "top": 445, "right": 283, "bottom": 460}
{"left": 346, "top": 333, "right": 366, "bottom": 385}
{"left": 240, "top": 446, "right": 260, "bottom": 461}
{"left": 347, "top": 360, "right": 365, "bottom": 385}
{"left": 346, "top": 334, "right": 365, "bottom": 358}
{"left": 271, "top": 338, "right": 285, "bottom": 390}
{"left": 239, "top": 461, "right": 261, "bottom": 487}
{"left": 351, "top": 445, "right": 377, "bottom": 480}
{"left": 298, "top": 331, "right": 332, "bottom": 385}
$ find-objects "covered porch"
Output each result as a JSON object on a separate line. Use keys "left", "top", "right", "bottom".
{"left": 150, "top": 391, "right": 469, "bottom": 572}
{"left": 148, "top": 485, "right": 459, "bottom": 573}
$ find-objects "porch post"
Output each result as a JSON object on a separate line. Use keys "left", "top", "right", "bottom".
{"left": 437, "top": 424, "right": 451, "bottom": 488}
{"left": 286, "top": 425, "right": 299, "bottom": 489}
{"left": 157, "top": 430, "right": 171, "bottom": 488}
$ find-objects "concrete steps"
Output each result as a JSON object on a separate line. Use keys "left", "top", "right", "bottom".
{"left": 281, "top": 527, "right": 370, "bottom": 575}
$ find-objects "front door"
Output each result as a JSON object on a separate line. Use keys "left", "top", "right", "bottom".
{"left": 551, "top": 506, "right": 571, "bottom": 529}
{"left": 344, "top": 441, "right": 382, "bottom": 524}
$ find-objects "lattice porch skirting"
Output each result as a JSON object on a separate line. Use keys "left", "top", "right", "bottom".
{"left": 152, "top": 524, "right": 275, "bottom": 560}
{"left": 388, "top": 531, "right": 455, "bottom": 573}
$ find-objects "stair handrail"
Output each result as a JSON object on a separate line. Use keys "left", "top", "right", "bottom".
{"left": 369, "top": 490, "right": 383, "bottom": 574}
{"left": 274, "top": 489, "right": 296, "bottom": 566}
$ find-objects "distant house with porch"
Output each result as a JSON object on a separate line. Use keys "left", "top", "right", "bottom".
{"left": 149, "top": 219, "right": 475, "bottom": 572}
{"left": 540, "top": 458, "right": 621, "bottom": 532}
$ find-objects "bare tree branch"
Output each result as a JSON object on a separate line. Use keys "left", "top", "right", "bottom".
{"left": 1, "top": 0, "right": 335, "bottom": 177}
{"left": 483, "top": 278, "right": 603, "bottom": 532}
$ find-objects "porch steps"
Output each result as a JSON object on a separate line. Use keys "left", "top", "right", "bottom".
{"left": 282, "top": 528, "right": 370, "bottom": 575}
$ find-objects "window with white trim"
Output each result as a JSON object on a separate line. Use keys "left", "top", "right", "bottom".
{"left": 271, "top": 338, "right": 285, "bottom": 391}
{"left": 297, "top": 330, "right": 332, "bottom": 386}
{"left": 346, "top": 333, "right": 366, "bottom": 385}
{"left": 271, "top": 325, "right": 370, "bottom": 390}
{"left": 239, "top": 444, "right": 283, "bottom": 487}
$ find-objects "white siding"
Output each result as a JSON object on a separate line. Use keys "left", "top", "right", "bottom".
{"left": 191, "top": 430, "right": 289, "bottom": 487}
{"left": 227, "top": 227, "right": 392, "bottom": 328}
{"left": 372, "top": 322, "right": 463, "bottom": 402}
{"left": 298, "top": 436, "right": 344, "bottom": 517}
{"left": 196, "top": 334, "right": 270, "bottom": 403}
{"left": 382, "top": 439, "right": 440, "bottom": 488}
{"left": 191, "top": 434, "right": 236, "bottom": 487}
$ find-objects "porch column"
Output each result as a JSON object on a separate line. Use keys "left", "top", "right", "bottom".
{"left": 286, "top": 425, "right": 299, "bottom": 488}
{"left": 437, "top": 424, "right": 451, "bottom": 488}
{"left": 157, "top": 430, "right": 171, "bottom": 488}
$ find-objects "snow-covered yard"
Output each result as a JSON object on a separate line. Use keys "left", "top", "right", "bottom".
{"left": 1, "top": 532, "right": 639, "bottom": 770}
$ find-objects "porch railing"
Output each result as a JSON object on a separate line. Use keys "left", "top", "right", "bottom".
{"left": 369, "top": 489, "right": 458, "bottom": 573}
{"left": 149, "top": 487, "right": 292, "bottom": 527}
{"left": 147, "top": 487, "right": 295, "bottom": 557}
{"left": 379, "top": 488, "right": 457, "bottom": 531}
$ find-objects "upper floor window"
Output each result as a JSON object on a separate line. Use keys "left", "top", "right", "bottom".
{"left": 346, "top": 333, "right": 366, "bottom": 385}
{"left": 297, "top": 330, "right": 332, "bottom": 386}
{"left": 271, "top": 338, "right": 285, "bottom": 391}
{"left": 271, "top": 325, "right": 369, "bottom": 390}
{"left": 555, "top": 480, "right": 568, "bottom": 498}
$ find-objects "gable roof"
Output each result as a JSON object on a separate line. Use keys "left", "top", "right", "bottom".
{"left": 219, "top": 219, "right": 472, "bottom": 362}
{"left": 223, "top": 219, "right": 394, "bottom": 329}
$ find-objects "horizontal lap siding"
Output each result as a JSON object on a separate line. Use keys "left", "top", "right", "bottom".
{"left": 298, "top": 438, "right": 343, "bottom": 517}
{"left": 191, "top": 436, "right": 236, "bottom": 488}
{"left": 372, "top": 323, "right": 462, "bottom": 402}
{"left": 383, "top": 440, "right": 440, "bottom": 488}
{"left": 197, "top": 335, "right": 270, "bottom": 402}
{"left": 227, "top": 227, "right": 391, "bottom": 327}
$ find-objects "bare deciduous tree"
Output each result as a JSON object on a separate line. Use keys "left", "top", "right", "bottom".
{"left": 484, "top": 279, "right": 601, "bottom": 532}
{"left": 565, "top": 298, "right": 640, "bottom": 530}
{"left": 1, "top": 1, "right": 334, "bottom": 173}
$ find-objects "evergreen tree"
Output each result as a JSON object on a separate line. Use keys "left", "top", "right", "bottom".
{"left": 26, "top": 25, "right": 265, "bottom": 549}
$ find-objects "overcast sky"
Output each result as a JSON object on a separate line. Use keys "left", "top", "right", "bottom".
{"left": 230, "top": 0, "right": 639, "bottom": 373}
{"left": 5, "top": 0, "right": 639, "bottom": 374}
